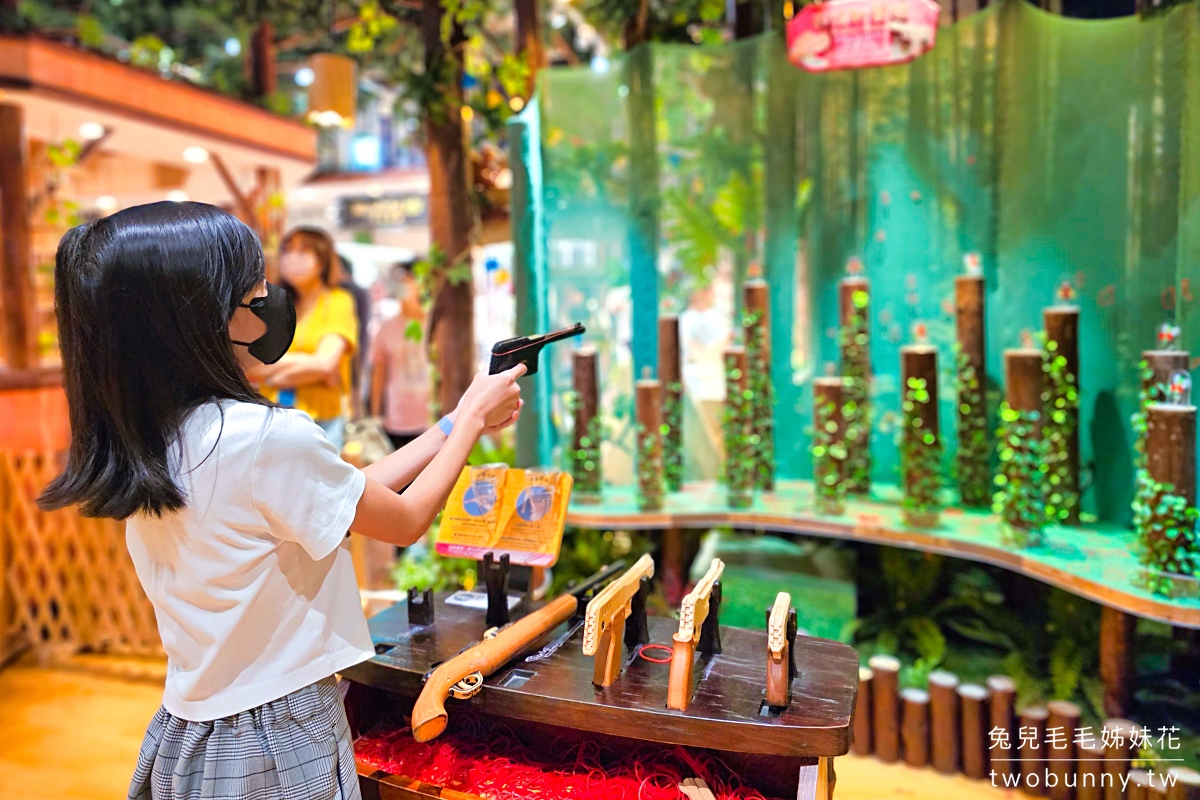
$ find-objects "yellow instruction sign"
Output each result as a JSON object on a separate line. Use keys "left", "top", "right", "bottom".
{"left": 436, "top": 466, "right": 573, "bottom": 567}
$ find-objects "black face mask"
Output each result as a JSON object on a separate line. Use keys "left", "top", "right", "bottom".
{"left": 231, "top": 282, "right": 296, "bottom": 365}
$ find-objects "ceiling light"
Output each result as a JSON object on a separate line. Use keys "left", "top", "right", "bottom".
{"left": 182, "top": 146, "right": 209, "bottom": 164}
{"left": 295, "top": 67, "right": 315, "bottom": 87}
{"left": 78, "top": 121, "right": 105, "bottom": 141}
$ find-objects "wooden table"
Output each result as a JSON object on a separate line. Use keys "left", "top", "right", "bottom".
{"left": 343, "top": 593, "right": 860, "bottom": 800}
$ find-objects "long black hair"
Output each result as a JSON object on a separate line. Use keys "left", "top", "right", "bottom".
{"left": 38, "top": 202, "right": 268, "bottom": 519}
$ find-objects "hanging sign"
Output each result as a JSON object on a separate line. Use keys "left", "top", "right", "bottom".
{"left": 786, "top": 0, "right": 940, "bottom": 73}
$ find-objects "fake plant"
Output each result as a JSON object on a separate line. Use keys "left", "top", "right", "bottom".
{"left": 743, "top": 308, "right": 775, "bottom": 491}
{"left": 993, "top": 403, "right": 1047, "bottom": 547}
{"left": 901, "top": 376, "right": 942, "bottom": 525}
{"left": 811, "top": 393, "right": 848, "bottom": 516}
{"left": 723, "top": 357, "right": 755, "bottom": 510}
{"left": 839, "top": 290, "right": 872, "bottom": 493}
{"left": 1131, "top": 358, "right": 1157, "bottom": 472}
{"left": 662, "top": 381, "right": 684, "bottom": 492}
{"left": 955, "top": 347, "right": 991, "bottom": 508}
{"left": 635, "top": 421, "right": 665, "bottom": 511}
{"left": 564, "top": 391, "right": 604, "bottom": 497}
{"left": 1133, "top": 474, "right": 1200, "bottom": 591}
{"left": 1041, "top": 340, "right": 1079, "bottom": 524}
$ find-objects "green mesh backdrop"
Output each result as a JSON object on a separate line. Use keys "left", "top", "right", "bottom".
{"left": 509, "top": 0, "right": 1200, "bottom": 524}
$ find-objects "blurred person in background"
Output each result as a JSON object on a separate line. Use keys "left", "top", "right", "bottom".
{"left": 370, "top": 261, "right": 433, "bottom": 452}
{"left": 250, "top": 227, "right": 358, "bottom": 450}
{"left": 335, "top": 253, "right": 372, "bottom": 416}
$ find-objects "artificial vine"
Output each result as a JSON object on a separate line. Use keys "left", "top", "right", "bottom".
{"left": 564, "top": 392, "right": 604, "bottom": 498}
{"left": 1132, "top": 472, "right": 1199, "bottom": 593}
{"left": 839, "top": 290, "right": 872, "bottom": 493}
{"left": 901, "top": 377, "right": 942, "bottom": 526}
{"left": 993, "top": 403, "right": 1047, "bottom": 547}
{"left": 1041, "top": 340, "right": 1079, "bottom": 525}
{"left": 723, "top": 355, "right": 755, "bottom": 510}
{"left": 743, "top": 308, "right": 775, "bottom": 491}
{"left": 811, "top": 394, "right": 848, "bottom": 516}
{"left": 636, "top": 422, "right": 665, "bottom": 511}
{"left": 955, "top": 347, "right": 991, "bottom": 508}
{"left": 662, "top": 381, "right": 684, "bottom": 492}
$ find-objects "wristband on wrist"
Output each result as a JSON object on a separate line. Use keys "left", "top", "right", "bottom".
{"left": 437, "top": 415, "right": 454, "bottom": 437}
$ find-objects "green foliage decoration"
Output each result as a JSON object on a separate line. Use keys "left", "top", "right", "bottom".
{"left": 955, "top": 347, "right": 991, "bottom": 508}
{"left": 662, "top": 382, "right": 684, "bottom": 492}
{"left": 636, "top": 421, "right": 665, "bottom": 511}
{"left": 839, "top": 290, "right": 871, "bottom": 493}
{"left": 723, "top": 356, "right": 755, "bottom": 510}
{"left": 1041, "top": 341, "right": 1079, "bottom": 524}
{"left": 1133, "top": 471, "right": 1200, "bottom": 592}
{"left": 811, "top": 393, "right": 848, "bottom": 516}
{"left": 993, "top": 402, "right": 1046, "bottom": 547}
{"left": 901, "top": 376, "right": 942, "bottom": 524}
{"left": 743, "top": 307, "right": 774, "bottom": 491}
{"left": 564, "top": 391, "right": 604, "bottom": 497}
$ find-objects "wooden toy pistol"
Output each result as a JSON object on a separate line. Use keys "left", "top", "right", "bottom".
{"left": 582, "top": 553, "right": 655, "bottom": 686}
{"left": 766, "top": 592, "right": 798, "bottom": 709}
{"left": 489, "top": 323, "right": 585, "bottom": 375}
{"left": 667, "top": 559, "right": 725, "bottom": 711}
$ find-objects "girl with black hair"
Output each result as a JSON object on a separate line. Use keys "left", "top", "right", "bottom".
{"left": 39, "top": 202, "right": 524, "bottom": 800}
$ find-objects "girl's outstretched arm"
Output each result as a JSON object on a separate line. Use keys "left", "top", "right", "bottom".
{"left": 349, "top": 365, "right": 525, "bottom": 546}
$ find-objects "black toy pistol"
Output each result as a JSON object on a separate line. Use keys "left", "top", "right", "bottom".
{"left": 489, "top": 323, "right": 585, "bottom": 375}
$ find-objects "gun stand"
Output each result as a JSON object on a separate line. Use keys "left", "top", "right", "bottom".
{"left": 623, "top": 577, "right": 652, "bottom": 652}
{"left": 697, "top": 581, "right": 723, "bottom": 657}
{"left": 407, "top": 588, "right": 435, "bottom": 626}
{"left": 482, "top": 553, "right": 512, "bottom": 629}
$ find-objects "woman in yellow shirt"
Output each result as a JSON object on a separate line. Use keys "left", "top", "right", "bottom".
{"left": 250, "top": 228, "right": 358, "bottom": 449}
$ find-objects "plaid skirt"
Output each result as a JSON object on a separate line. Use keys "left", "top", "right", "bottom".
{"left": 128, "top": 676, "right": 361, "bottom": 800}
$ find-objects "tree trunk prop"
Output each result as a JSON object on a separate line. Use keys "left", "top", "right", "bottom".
{"left": 570, "top": 347, "right": 602, "bottom": 501}
{"left": 929, "top": 671, "right": 960, "bottom": 775}
{"left": 901, "top": 346, "right": 942, "bottom": 528}
{"left": 998, "top": 349, "right": 1047, "bottom": 547}
{"left": 723, "top": 347, "right": 754, "bottom": 509}
{"left": 988, "top": 675, "right": 1019, "bottom": 787}
{"left": 1019, "top": 706, "right": 1049, "bottom": 797}
{"left": 955, "top": 275, "right": 990, "bottom": 507}
{"left": 1043, "top": 306, "right": 1081, "bottom": 525}
{"left": 1135, "top": 403, "right": 1198, "bottom": 593}
{"left": 812, "top": 377, "right": 848, "bottom": 516}
{"left": 853, "top": 666, "right": 873, "bottom": 756}
{"left": 1046, "top": 700, "right": 1081, "bottom": 800}
{"left": 659, "top": 316, "right": 684, "bottom": 492}
{"left": 902, "top": 687, "right": 931, "bottom": 769}
{"left": 744, "top": 278, "right": 774, "bottom": 491}
{"left": 839, "top": 277, "right": 872, "bottom": 494}
{"left": 635, "top": 372, "right": 664, "bottom": 511}
{"left": 960, "top": 683, "right": 990, "bottom": 781}
{"left": 869, "top": 654, "right": 901, "bottom": 763}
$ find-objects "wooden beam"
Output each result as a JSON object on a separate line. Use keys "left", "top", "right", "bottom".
{"left": 1100, "top": 606, "right": 1135, "bottom": 718}
{"left": 0, "top": 102, "right": 36, "bottom": 370}
{"left": 209, "top": 151, "right": 256, "bottom": 224}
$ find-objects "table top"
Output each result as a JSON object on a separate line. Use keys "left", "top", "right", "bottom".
{"left": 342, "top": 592, "right": 860, "bottom": 758}
{"left": 565, "top": 481, "right": 1200, "bottom": 629}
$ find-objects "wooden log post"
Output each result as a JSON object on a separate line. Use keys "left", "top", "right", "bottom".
{"left": 852, "top": 666, "right": 873, "bottom": 756}
{"left": 724, "top": 347, "right": 754, "bottom": 509}
{"left": 1128, "top": 771, "right": 1153, "bottom": 800}
{"left": 812, "top": 377, "right": 848, "bottom": 516}
{"left": 929, "top": 670, "right": 960, "bottom": 774}
{"left": 571, "top": 347, "right": 602, "bottom": 500}
{"left": 901, "top": 346, "right": 942, "bottom": 528}
{"left": 868, "top": 654, "right": 901, "bottom": 763}
{"left": 955, "top": 274, "right": 990, "bottom": 507}
{"left": 1044, "top": 305, "right": 1081, "bottom": 524}
{"left": 989, "top": 676, "right": 1019, "bottom": 787}
{"left": 1166, "top": 767, "right": 1200, "bottom": 800}
{"left": 839, "top": 276, "right": 871, "bottom": 494}
{"left": 743, "top": 278, "right": 774, "bottom": 491}
{"left": 901, "top": 687, "right": 931, "bottom": 768}
{"left": 659, "top": 316, "right": 684, "bottom": 492}
{"left": 1001, "top": 349, "right": 1047, "bottom": 545}
{"left": 1046, "top": 700, "right": 1081, "bottom": 800}
{"left": 1142, "top": 402, "right": 1198, "bottom": 568}
{"left": 1078, "top": 737, "right": 1106, "bottom": 800}
{"left": 1142, "top": 351, "right": 1190, "bottom": 403}
{"left": 1103, "top": 719, "right": 1138, "bottom": 800}
{"left": 635, "top": 371, "right": 664, "bottom": 511}
{"left": 1150, "top": 772, "right": 1169, "bottom": 800}
{"left": 1020, "top": 706, "right": 1049, "bottom": 797}
{"left": 1099, "top": 606, "right": 1135, "bottom": 719}
{"left": 0, "top": 103, "right": 37, "bottom": 370}
{"left": 960, "top": 683, "right": 990, "bottom": 780}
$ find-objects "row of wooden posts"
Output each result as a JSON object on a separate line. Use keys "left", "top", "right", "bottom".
{"left": 856, "top": 657, "right": 1200, "bottom": 800}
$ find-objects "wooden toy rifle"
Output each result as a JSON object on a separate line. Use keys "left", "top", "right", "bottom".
{"left": 581, "top": 553, "right": 655, "bottom": 686}
{"left": 667, "top": 559, "right": 725, "bottom": 711}
{"left": 410, "top": 560, "right": 625, "bottom": 742}
{"left": 766, "top": 592, "right": 798, "bottom": 709}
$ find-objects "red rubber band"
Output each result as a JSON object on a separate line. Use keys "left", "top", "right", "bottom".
{"left": 638, "top": 644, "right": 674, "bottom": 663}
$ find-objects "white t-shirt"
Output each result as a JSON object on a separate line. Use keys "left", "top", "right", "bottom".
{"left": 126, "top": 401, "right": 373, "bottom": 722}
